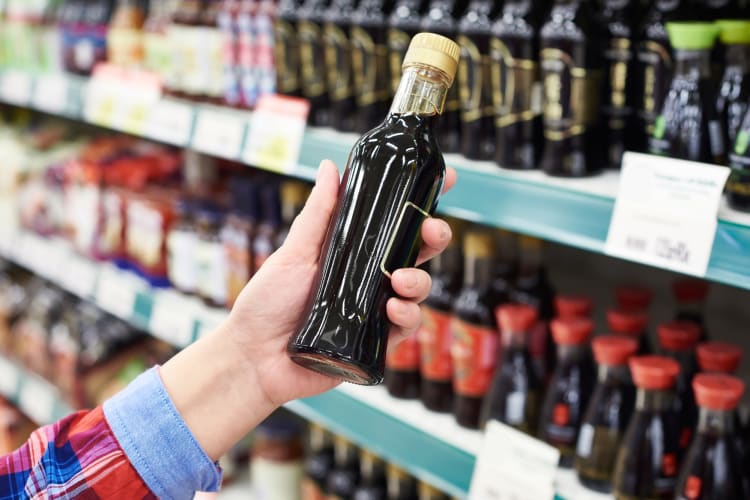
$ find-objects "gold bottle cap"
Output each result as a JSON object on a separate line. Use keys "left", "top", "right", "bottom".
{"left": 463, "top": 230, "right": 493, "bottom": 258}
{"left": 402, "top": 32, "right": 460, "bottom": 85}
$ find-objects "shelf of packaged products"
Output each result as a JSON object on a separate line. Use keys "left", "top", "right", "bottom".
{"left": 0, "top": 230, "right": 616, "bottom": 500}
{"left": 0, "top": 354, "right": 73, "bottom": 425}
{"left": 2, "top": 69, "right": 750, "bottom": 292}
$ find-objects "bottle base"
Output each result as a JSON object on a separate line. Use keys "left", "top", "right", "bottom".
{"left": 288, "top": 344, "right": 382, "bottom": 385}
{"left": 453, "top": 394, "right": 482, "bottom": 430}
{"left": 384, "top": 369, "right": 420, "bottom": 399}
{"left": 420, "top": 379, "right": 453, "bottom": 413}
{"left": 576, "top": 473, "right": 612, "bottom": 494}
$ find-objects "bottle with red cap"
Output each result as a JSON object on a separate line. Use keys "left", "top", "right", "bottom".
{"left": 478, "top": 304, "right": 542, "bottom": 434}
{"left": 538, "top": 317, "right": 595, "bottom": 467}
{"left": 554, "top": 294, "right": 593, "bottom": 319}
{"left": 574, "top": 336, "right": 638, "bottom": 493}
{"left": 697, "top": 342, "right": 742, "bottom": 375}
{"left": 658, "top": 320, "right": 701, "bottom": 453}
{"left": 615, "top": 285, "right": 653, "bottom": 312}
{"left": 674, "top": 374, "right": 749, "bottom": 500}
{"left": 450, "top": 230, "right": 497, "bottom": 429}
{"left": 672, "top": 278, "right": 710, "bottom": 341}
{"left": 613, "top": 355, "right": 682, "bottom": 499}
{"left": 607, "top": 308, "right": 651, "bottom": 354}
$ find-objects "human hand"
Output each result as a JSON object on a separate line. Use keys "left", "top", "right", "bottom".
{"left": 224, "top": 160, "right": 457, "bottom": 407}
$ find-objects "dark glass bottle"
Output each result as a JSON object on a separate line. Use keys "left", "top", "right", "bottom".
{"left": 323, "top": 0, "right": 359, "bottom": 132}
{"left": 728, "top": 107, "right": 750, "bottom": 211}
{"left": 275, "top": 181, "right": 310, "bottom": 249}
{"left": 538, "top": 317, "right": 595, "bottom": 467}
{"left": 575, "top": 336, "right": 638, "bottom": 493}
{"left": 479, "top": 304, "right": 542, "bottom": 434}
{"left": 303, "top": 423, "right": 335, "bottom": 500}
{"left": 598, "top": 0, "right": 637, "bottom": 169}
{"left": 450, "top": 230, "right": 497, "bottom": 429}
{"left": 554, "top": 293, "right": 593, "bottom": 319}
{"left": 648, "top": 22, "right": 724, "bottom": 163}
{"left": 539, "top": 0, "right": 605, "bottom": 177}
{"left": 384, "top": 331, "right": 421, "bottom": 398}
{"left": 657, "top": 320, "right": 701, "bottom": 453}
{"left": 456, "top": 0, "right": 497, "bottom": 160}
{"left": 386, "top": 463, "right": 418, "bottom": 500}
{"left": 607, "top": 308, "right": 651, "bottom": 354}
{"left": 491, "top": 0, "right": 546, "bottom": 170}
{"left": 387, "top": 0, "right": 423, "bottom": 97}
{"left": 672, "top": 278, "right": 710, "bottom": 341}
{"left": 612, "top": 355, "right": 682, "bottom": 500}
{"left": 274, "top": 0, "right": 304, "bottom": 97}
{"left": 288, "top": 34, "right": 459, "bottom": 385}
{"left": 352, "top": 450, "right": 387, "bottom": 500}
{"left": 326, "top": 436, "right": 361, "bottom": 500}
{"left": 489, "top": 229, "right": 517, "bottom": 306}
{"left": 252, "top": 182, "right": 282, "bottom": 273}
{"left": 715, "top": 20, "right": 750, "bottom": 163}
{"left": 418, "top": 226, "right": 462, "bottom": 412}
{"left": 614, "top": 284, "right": 653, "bottom": 312}
{"left": 222, "top": 179, "right": 258, "bottom": 307}
{"left": 298, "top": 0, "right": 333, "bottom": 126}
{"left": 696, "top": 341, "right": 742, "bottom": 375}
{"left": 351, "top": 0, "right": 393, "bottom": 133}
{"left": 420, "top": 0, "right": 464, "bottom": 153}
{"left": 675, "top": 374, "right": 749, "bottom": 500}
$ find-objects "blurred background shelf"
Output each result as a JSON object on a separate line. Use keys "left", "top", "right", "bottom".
{"left": 0, "top": 354, "right": 73, "bottom": 425}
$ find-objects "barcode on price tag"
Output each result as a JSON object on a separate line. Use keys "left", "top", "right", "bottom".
{"left": 145, "top": 99, "right": 195, "bottom": 146}
{"left": 0, "top": 71, "right": 33, "bottom": 105}
{"left": 59, "top": 253, "right": 99, "bottom": 298}
{"left": 95, "top": 265, "right": 142, "bottom": 320}
{"left": 19, "top": 377, "right": 55, "bottom": 424}
{"left": 243, "top": 95, "right": 310, "bottom": 173}
{"left": 192, "top": 108, "right": 248, "bottom": 159}
{"left": 605, "top": 152, "right": 731, "bottom": 276}
{"left": 33, "top": 74, "right": 71, "bottom": 114}
{"left": 0, "top": 357, "right": 19, "bottom": 397}
{"left": 149, "top": 291, "right": 199, "bottom": 347}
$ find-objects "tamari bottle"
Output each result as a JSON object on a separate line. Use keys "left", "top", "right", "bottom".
{"left": 326, "top": 436, "right": 361, "bottom": 500}
{"left": 298, "top": 0, "right": 333, "bottom": 126}
{"left": 479, "top": 304, "right": 541, "bottom": 434}
{"left": 302, "top": 423, "right": 335, "bottom": 500}
{"left": 539, "top": 0, "right": 605, "bottom": 177}
{"left": 387, "top": 0, "right": 423, "bottom": 97}
{"left": 323, "top": 0, "right": 359, "bottom": 132}
{"left": 696, "top": 341, "right": 742, "bottom": 375}
{"left": 456, "top": 0, "right": 496, "bottom": 160}
{"left": 674, "top": 374, "right": 749, "bottom": 500}
{"left": 274, "top": 0, "right": 304, "bottom": 97}
{"left": 352, "top": 450, "right": 387, "bottom": 500}
{"left": 607, "top": 308, "right": 651, "bottom": 354}
{"left": 491, "top": 0, "right": 545, "bottom": 170}
{"left": 287, "top": 34, "right": 460, "bottom": 385}
{"left": 384, "top": 330, "right": 421, "bottom": 398}
{"left": 672, "top": 278, "right": 710, "bottom": 341}
{"left": 715, "top": 20, "right": 750, "bottom": 160}
{"left": 450, "top": 230, "right": 497, "bottom": 428}
{"left": 575, "top": 336, "right": 638, "bottom": 493}
{"left": 612, "top": 355, "right": 681, "bottom": 500}
{"left": 538, "top": 317, "right": 595, "bottom": 466}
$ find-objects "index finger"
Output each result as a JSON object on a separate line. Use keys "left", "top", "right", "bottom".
{"left": 442, "top": 167, "right": 457, "bottom": 194}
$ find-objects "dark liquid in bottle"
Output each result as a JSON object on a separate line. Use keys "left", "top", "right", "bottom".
{"left": 385, "top": 331, "right": 421, "bottom": 398}
{"left": 539, "top": 0, "right": 605, "bottom": 177}
{"left": 274, "top": 0, "right": 303, "bottom": 97}
{"left": 324, "top": 0, "right": 359, "bottom": 132}
{"left": 715, "top": 41, "right": 750, "bottom": 162}
{"left": 728, "top": 110, "right": 750, "bottom": 211}
{"left": 387, "top": 0, "right": 423, "bottom": 97}
{"left": 298, "top": 0, "right": 333, "bottom": 126}
{"left": 304, "top": 433, "right": 335, "bottom": 499}
{"left": 491, "top": 0, "right": 545, "bottom": 170}
{"left": 326, "top": 439, "right": 361, "bottom": 500}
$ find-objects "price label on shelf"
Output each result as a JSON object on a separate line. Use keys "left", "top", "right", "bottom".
{"left": 33, "top": 74, "right": 70, "bottom": 114}
{"left": 605, "top": 152, "right": 731, "bottom": 277}
{"left": 0, "top": 70, "right": 33, "bottom": 105}
{"left": 468, "top": 421, "right": 559, "bottom": 500}
{"left": 149, "top": 291, "right": 198, "bottom": 347}
{"left": 145, "top": 99, "right": 195, "bottom": 146}
{"left": 95, "top": 265, "right": 142, "bottom": 320}
{"left": 19, "top": 376, "right": 56, "bottom": 424}
{"left": 0, "top": 357, "right": 19, "bottom": 397}
{"left": 242, "top": 95, "right": 310, "bottom": 173}
{"left": 192, "top": 108, "right": 248, "bottom": 159}
{"left": 59, "top": 253, "right": 99, "bottom": 298}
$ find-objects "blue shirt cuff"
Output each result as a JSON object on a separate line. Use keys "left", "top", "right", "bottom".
{"left": 103, "top": 367, "right": 222, "bottom": 499}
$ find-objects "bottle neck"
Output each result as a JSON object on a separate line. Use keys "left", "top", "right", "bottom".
{"left": 503, "top": 330, "right": 530, "bottom": 348}
{"left": 725, "top": 44, "right": 750, "bottom": 73}
{"left": 674, "top": 49, "right": 712, "bottom": 79}
{"left": 636, "top": 388, "right": 673, "bottom": 411}
{"left": 598, "top": 363, "right": 630, "bottom": 383}
{"left": 557, "top": 344, "right": 586, "bottom": 362}
{"left": 697, "top": 407, "right": 735, "bottom": 435}
{"left": 390, "top": 64, "right": 451, "bottom": 116}
{"left": 463, "top": 254, "right": 493, "bottom": 289}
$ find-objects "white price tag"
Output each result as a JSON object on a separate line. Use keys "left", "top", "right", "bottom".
{"left": 149, "top": 291, "right": 198, "bottom": 347}
{"left": 468, "top": 421, "right": 559, "bottom": 500}
{"left": 243, "top": 95, "right": 310, "bottom": 173}
{"left": 59, "top": 253, "right": 99, "bottom": 298}
{"left": 19, "top": 377, "right": 56, "bottom": 424}
{"left": 192, "top": 108, "right": 247, "bottom": 159}
{"left": 33, "top": 74, "right": 70, "bottom": 114}
{"left": 0, "top": 357, "right": 19, "bottom": 397}
{"left": 95, "top": 265, "right": 141, "bottom": 319}
{"left": 0, "top": 71, "right": 33, "bottom": 105}
{"left": 605, "top": 152, "right": 731, "bottom": 277}
{"left": 145, "top": 99, "right": 195, "bottom": 146}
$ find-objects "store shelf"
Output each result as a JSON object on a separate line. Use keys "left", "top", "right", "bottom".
{"left": 0, "top": 354, "right": 73, "bottom": 425}
{"left": 1, "top": 70, "right": 749, "bottom": 291}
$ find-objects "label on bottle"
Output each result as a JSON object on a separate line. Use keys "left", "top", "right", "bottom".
{"left": 417, "top": 307, "right": 453, "bottom": 382}
{"left": 457, "top": 35, "right": 493, "bottom": 123}
{"left": 542, "top": 403, "right": 577, "bottom": 452}
{"left": 223, "top": 229, "right": 252, "bottom": 306}
{"left": 144, "top": 32, "right": 171, "bottom": 82}
{"left": 603, "top": 37, "right": 632, "bottom": 166}
{"left": 351, "top": 27, "right": 390, "bottom": 107}
{"left": 197, "top": 239, "right": 228, "bottom": 306}
{"left": 274, "top": 19, "right": 300, "bottom": 95}
{"left": 386, "top": 331, "right": 420, "bottom": 371}
{"left": 451, "top": 319, "right": 498, "bottom": 397}
{"left": 540, "top": 48, "right": 602, "bottom": 141}
{"left": 637, "top": 39, "right": 673, "bottom": 135}
{"left": 299, "top": 21, "right": 327, "bottom": 98}
{"left": 575, "top": 422, "right": 595, "bottom": 458}
{"left": 490, "top": 38, "right": 540, "bottom": 128}
{"left": 108, "top": 28, "right": 143, "bottom": 67}
{"left": 204, "top": 27, "right": 226, "bottom": 99}
{"left": 323, "top": 24, "right": 352, "bottom": 102}
{"left": 684, "top": 476, "right": 701, "bottom": 500}
{"left": 387, "top": 28, "right": 411, "bottom": 94}
{"left": 126, "top": 201, "right": 164, "bottom": 268}
{"left": 302, "top": 478, "right": 325, "bottom": 500}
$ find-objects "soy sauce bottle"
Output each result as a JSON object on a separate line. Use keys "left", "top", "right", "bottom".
{"left": 288, "top": 34, "right": 460, "bottom": 385}
{"left": 450, "top": 230, "right": 497, "bottom": 429}
{"left": 538, "top": 317, "right": 595, "bottom": 466}
{"left": 672, "top": 278, "right": 710, "bottom": 341}
{"left": 554, "top": 294, "right": 593, "bottom": 319}
{"left": 479, "top": 304, "right": 542, "bottom": 434}
{"left": 675, "top": 374, "right": 749, "bottom": 500}
{"left": 420, "top": 0, "right": 464, "bottom": 152}
{"left": 607, "top": 308, "right": 651, "bottom": 354}
{"left": 491, "top": 0, "right": 546, "bottom": 170}
{"left": 387, "top": 0, "right": 424, "bottom": 97}
{"left": 649, "top": 22, "right": 724, "bottom": 163}
{"left": 351, "top": 0, "right": 394, "bottom": 133}
{"left": 323, "top": 0, "right": 359, "bottom": 132}
{"left": 696, "top": 341, "right": 742, "bottom": 375}
{"left": 326, "top": 436, "right": 361, "bottom": 499}
{"left": 352, "top": 449, "right": 387, "bottom": 500}
{"left": 298, "top": 0, "right": 332, "bottom": 126}
{"left": 418, "top": 223, "right": 463, "bottom": 412}
{"left": 575, "top": 336, "right": 638, "bottom": 493}
{"left": 490, "top": 229, "right": 517, "bottom": 306}
{"left": 598, "top": 0, "right": 637, "bottom": 169}
{"left": 615, "top": 284, "right": 653, "bottom": 313}
{"left": 303, "top": 423, "right": 335, "bottom": 499}
{"left": 715, "top": 20, "right": 750, "bottom": 163}
{"left": 456, "top": 0, "right": 497, "bottom": 160}
{"left": 274, "top": 0, "right": 304, "bottom": 97}
{"left": 612, "top": 355, "right": 682, "bottom": 500}
{"left": 384, "top": 330, "right": 421, "bottom": 398}
{"left": 540, "top": 0, "right": 605, "bottom": 177}
{"left": 727, "top": 109, "right": 750, "bottom": 211}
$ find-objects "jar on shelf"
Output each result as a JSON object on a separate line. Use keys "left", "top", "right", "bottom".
{"left": 166, "top": 198, "right": 199, "bottom": 295}
{"left": 195, "top": 204, "right": 228, "bottom": 308}
{"left": 251, "top": 415, "right": 304, "bottom": 500}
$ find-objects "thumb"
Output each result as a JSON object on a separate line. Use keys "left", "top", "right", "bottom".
{"left": 280, "top": 160, "right": 340, "bottom": 262}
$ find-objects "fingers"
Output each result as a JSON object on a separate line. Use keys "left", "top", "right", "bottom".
{"left": 281, "top": 160, "right": 340, "bottom": 262}
{"left": 386, "top": 297, "right": 422, "bottom": 335}
{"left": 442, "top": 167, "right": 457, "bottom": 194}
{"left": 416, "top": 217, "right": 452, "bottom": 266}
{"left": 391, "top": 268, "right": 431, "bottom": 302}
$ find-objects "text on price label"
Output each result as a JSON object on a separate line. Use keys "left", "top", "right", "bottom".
{"left": 605, "top": 152, "right": 731, "bottom": 277}
{"left": 192, "top": 108, "right": 248, "bottom": 159}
